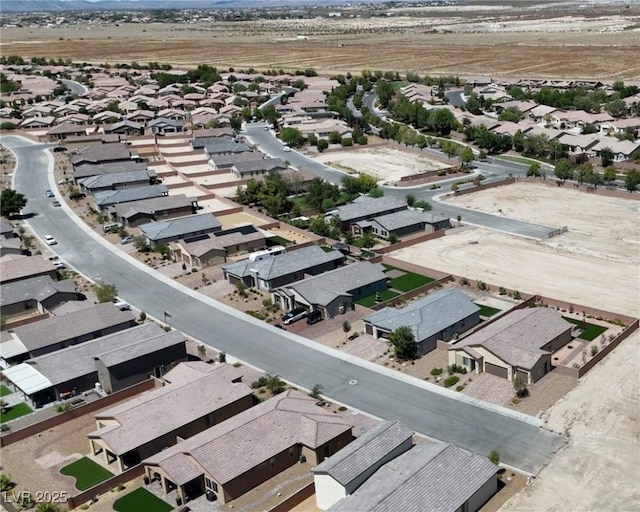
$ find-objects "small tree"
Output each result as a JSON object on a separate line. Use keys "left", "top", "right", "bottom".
{"left": 218, "top": 351, "right": 227, "bottom": 363}
{"left": 625, "top": 170, "right": 640, "bottom": 192}
{"left": 488, "top": 450, "right": 500, "bottom": 466}
{"left": 0, "top": 473, "right": 13, "bottom": 492}
{"left": 0, "top": 189, "right": 27, "bottom": 217}
{"left": 236, "top": 281, "right": 247, "bottom": 297}
{"left": 389, "top": 326, "right": 418, "bottom": 360}
{"left": 309, "top": 384, "right": 323, "bottom": 400}
{"left": 360, "top": 230, "right": 377, "bottom": 248}
{"left": 603, "top": 166, "right": 617, "bottom": 184}
{"left": 317, "top": 139, "right": 329, "bottom": 152}
{"left": 93, "top": 282, "right": 117, "bottom": 303}
{"left": 460, "top": 147, "right": 474, "bottom": 169}
{"left": 36, "top": 503, "right": 59, "bottom": 512}
{"left": 406, "top": 194, "right": 416, "bottom": 207}
{"left": 197, "top": 344, "right": 207, "bottom": 361}
{"left": 526, "top": 162, "right": 541, "bottom": 178}
{"left": 133, "top": 235, "right": 149, "bottom": 252}
{"left": 342, "top": 320, "right": 351, "bottom": 342}
{"left": 513, "top": 376, "right": 529, "bottom": 398}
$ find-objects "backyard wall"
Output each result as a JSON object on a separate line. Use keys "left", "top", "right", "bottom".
{"left": 266, "top": 482, "right": 315, "bottom": 512}
{"left": 375, "top": 229, "right": 446, "bottom": 254}
{"left": 0, "top": 379, "right": 158, "bottom": 447}
{"left": 369, "top": 275, "right": 454, "bottom": 311}
{"left": 66, "top": 465, "right": 145, "bottom": 509}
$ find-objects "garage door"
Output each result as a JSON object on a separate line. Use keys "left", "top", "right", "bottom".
{"left": 485, "top": 362, "right": 508, "bottom": 379}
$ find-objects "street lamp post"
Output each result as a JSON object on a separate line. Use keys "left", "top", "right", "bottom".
{"left": 164, "top": 310, "right": 172, "bottom": 331}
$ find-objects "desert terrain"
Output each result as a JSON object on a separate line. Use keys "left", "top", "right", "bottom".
{"left": 314, "top": 146, "right": 450, "bottom": 183}
{"left": 2, "top": 2, "right": 639, "bottom": 79}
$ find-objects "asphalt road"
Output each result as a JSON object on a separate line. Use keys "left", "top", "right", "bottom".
{"left": 60, "top": 79, "right": 88, "bottom": 96}
{"left": 446, "top": 89, "right": 466, "bottom": 107}
{"left": 244, "top": 123, "right": 556, "bottom": 239}
{"left": 4, "top": 135, "right": 566, "bottom": 475}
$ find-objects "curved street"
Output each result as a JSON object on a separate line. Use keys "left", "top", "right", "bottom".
{"left": 2, "top": 134, "right": 566, "bottom": 475}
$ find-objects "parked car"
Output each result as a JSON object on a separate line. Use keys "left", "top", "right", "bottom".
{"left": 306, "top": 310, "right": 323, "bottom": 325}
{"left": 113, "top": 300, "right": 131, "bottom": 311}
{"left": 45, "top": 190, "right": 54, "bottom": 198}
{"left": 52, "top": 200, "right": 61, "bottom": 207}
{"left": 43, "top": 235, "right": 57, "bottom": 245}
{"left": 103, "top": 222, "right": 121, "bottom": 233}
{"left": 120, "top": 236, "right": 133, "bottom": 245}
{"left": 282, "top": 145, "right": 291, "bottom": 152}
{"left": 282, "top": 307, "right": 308, "bottom": 325}
{"left": 53, "top": 262, "right": 65, "bottom": 270}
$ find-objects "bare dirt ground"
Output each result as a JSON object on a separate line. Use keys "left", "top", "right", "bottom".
{"left": 2, "top": 11, "right": 639, "bottom": 79}
{"left": 314, "top": 146, "right": 450, "bottom": 184}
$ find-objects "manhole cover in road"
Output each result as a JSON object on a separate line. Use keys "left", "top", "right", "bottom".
{"left": 349, "top": 380, "right": 357, "bottom": 386}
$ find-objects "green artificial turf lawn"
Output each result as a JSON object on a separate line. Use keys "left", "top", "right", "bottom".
{"left": 0, "top": 402, "right": 32, "bottom": 424}
{"left": 356, "top": 290, "right": 400, "bottom": 308}
{"left": 113, "top": 488, "right": 173, "bottom": 512}
{"left": 475, "top": 303, "right": 502, "bottom": 317}
{"left": 562, "top": 317, "right": 608, "bottom": 341}
{"left": 60, "top": 457, "right": 114, "bottom": 491}
{"left": 0, "top": 385, "right": 12, "bottom": 397}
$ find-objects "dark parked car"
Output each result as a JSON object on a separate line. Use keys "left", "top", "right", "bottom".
{"left": 282, "top": 307, "right": 308, "bottom": 325}
{"left": 306, "top": 310, "right": 323, "bottom": 325}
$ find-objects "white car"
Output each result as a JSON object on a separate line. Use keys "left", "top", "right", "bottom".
{"left": 53, "top": 262, "right": 65, "bottom": 270}
{"left": 113, "top": 300, "right": 131, "bottom": 311}
{"left": 283, "top": 145, "right": 291, "bottom": 153}
{"left": 44, "top": 235, "right": 57, "bottom": 245}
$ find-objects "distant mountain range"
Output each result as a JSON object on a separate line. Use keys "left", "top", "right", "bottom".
{"left": 1, "top": 0, "right": 404, "bottom": 13}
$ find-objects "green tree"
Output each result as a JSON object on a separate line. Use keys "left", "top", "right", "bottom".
{"left": 603, "top": 166, "right": 617, "bottom": 183}
{"left": 585, "top": 171, "right": 603, "bottom": 190}
{"left": 513, "top": 376, "right": 529, "bottom": 398}
{"left": 440, "top": 141, "right": 459, "bottom": 160}
{"left": 368, "top": 187, "right": 384, "bottom": 198}
{"left": 488, "top": 450, "right": 500, "bottom": 465}
{"left": 36, "top": 503, "right": 59, "bottom": 512}
{"left": 309, "top": 384, "right": 323, "bottom": 400}
{"left": 133, "top": 235, "right": 149, "bottom": 252}
{"left": 526, "top": 162, "right": 541, "bottom": 178}
{"left": 0, "top": 473, "right": 12, "bottom": 492}
{"left": 328, "top": 131, "right": 342, "bottom": 145}
{"left": 459, "top": 147, "right": 474, "bottom": 168}
{"left": 280, "top": 127, "right": 303, "bottom": 147}
{"left": 574, "top": 162, "right": 593, "bottom": 185}
{"left": 554, "top": 158, "right": 574, "bottom": 182}
{"left": 317, "top": 139, "right": 329, "bottom": 152}
{"left": 342, "top": 320, "right": 351, "bottom": 342}
{"left": 599, "top": 147, "right": 614, "bottom": 168}
{"left": 360, "top": 230, "right": 377, "bottom": 248}
{"left": 498, "top": 107, "right": 522, "bottom": 122}
{"left": 389, "top": 326, "right": 418, "bottom": 360}
{"left": 0, "top": 189, "right": 27, "bottom": 217}
{"left": 406, "top": 194, "right": 416, "bottom": 207}
{"left": 197, "top": 344, "right": 207, "bottom": 361}
{"left": 625, "top": 170, "right": 640, "bottom": 192}
{"left": 93, "top": 282, "right": 118, "bottom": 303}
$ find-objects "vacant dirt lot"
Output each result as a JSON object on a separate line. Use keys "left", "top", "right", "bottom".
{"left": 2, "top": 15, "right": 639, "bottom": 79}
{"left": 315, "top": 146, "right": 449, "bottom": 184}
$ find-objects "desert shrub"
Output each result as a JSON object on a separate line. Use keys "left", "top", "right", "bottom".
{"left": 590, "top": 345, "right": 599, "bottom": 356}
{"left": 430, "top": 367, "right": 443, "bottom": 376}
{"left": 444, "top": 375, "right": 459, "bottom": 387}
{"left": 447, "top": 364, "right": 467, "bottom": 375}
{"left": 455, "top": 385, "right": 465, "bottom": 392}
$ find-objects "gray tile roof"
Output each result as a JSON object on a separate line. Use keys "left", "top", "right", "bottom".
{"left": 232, "top": 158, "right": 286, "bottom": 175}
{"left": 139, "top": 213, "right": 221, "bottom": 243}
{"left": 176, "top": 226, "right": 266, "bottom": 258}
{"left": 1, "top": 276, "right": 77, "bottom": 307}
{"left": 71, "top": 143, "right": 133, "bottom": 165}
{"left": 204, "top": 140, "right": 251, "bottom": 155}
{"left": 329, "top": 439, "right": 497, "bottom": 512}
{"left": 114, "top": 194, "right": 194, "bottom": 220}
{"left": 222, "top": 246, "right": 343, "bottom": 282}
{"left": 313, "top": 420, "right": 414, "bottom": 486}
{"left": 454, "top": 308, "right": 573, "bottom": 369}
{"left": 89, "top": 362, "right": 252, "bottom": 456}
{"left": 190, "top": 135, "right": 234, "bottom": 149}
{"left": 192, "top": 127, "right": 234, "bottom": 140}
{"left": 0, "top": 256, "right": 56, "bottom": 284}
{"left": 330, "top": 196, "right": 407, "bottom": 223}
{"left": 278, "top": 262, "right": 387, "bottom": 307}
{"left": 12, "top": 303, "right": 136, "bottom": 352}
{"left": 73, "top": 161, "right": 148, "bottom": 180}
{"left": 23, "top": 323, "right": 169, "bottom": 386}
{"left": 0, "top": 219, "right": 15, "bottom": 236}
{"left": 78, "top": 169, "right": 156, "bottom": 190}
{"left": 0, "top": 237, "right": 22, "bottom": 252}
{"left": 209, "top": 152, "right": 265, "bottom": 168}
{"left": 143, "top": 389, "right": 352, "bottom": 486}
{"left": 364, "top": 289, "right": 480, "bottom": 343}
{"left": 369, "top": 209, "right": 449, "bottom": 232}
{"left": 148, "top": 117, "right": 184, "bottom": 128}
{"left": 94, "top": 184, "right": 168, "bottom": 207}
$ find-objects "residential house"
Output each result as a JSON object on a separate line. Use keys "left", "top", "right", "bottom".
{"left": 148, "top": 117, "right": 185, "bottom": 135}
{"left": 88, "top": 362, "right": 254, "bottom": 472}
{"left": 94, "top": 184, "right": 168, "bottom": 211}
{"left": 190, "top": 136, "right": 234, "bottom": 151}
{"left": 71, "top": 142, "right": 138, "bottom": 166}
{"left": 170, "top": 225, "right": 267, "bottom": 268}
{"left": 222, "top": 245, "right": 344, "bottom": 292}
{"left": 0, "top": 256, "right": 57, "bottom": 285}
{"left": 353, "top": 210, "right": 450, "bottom": 239}
{"left": 111, "top": 195, "right": 198, "bottom": 227}
{"left": 19, "top": 116, "right": 56, "bottom": 129}
{"left": 528, "top": 104, "right": 557, "bottom": 124}
{"left": 555, "top": 133, "right": 599, "bottom": 156}
{"left": 0, "top": 219, "right": 22, "bottom": 257}
{"left": 550, "top": 110, "right": 613, "bottom": 130}
{"left": 139, "top": 214, "right": 222, "bottom": 248}
{"left": 0, "top": 303, "right": 137, "bottom": 365}
{"left": 204, "top": 140, "right": 251, "bottom": 159}
{"left": 230, "top": 158, "right": 287, "bottom": 179}
{"left": 448, "top": 308, "right": 574, "bottom": 384}
{"left": 103, "top": 120, "right": 144, "bottom": 136}
{"left": 316, "top": 421, "right": 497, "bottom": 512}
{"left": 78, "top": 169, "right": 157, "bottom": 194}
{"left": 208, "top": 152, "right": 265, "bottom": 171}
{"left": 142, "top": 389, "right": 353, "bottom": 505}
{"left": 599, "top": 117, "right": 640, "bottom": 139}
{"left": 272, "top": 262, "right": 387, "bottom": 319}
{"left": 45, "top": 122, "right": 88, "bottom": 140}
{"left": 125, "top": 110, "right": 156, "bottom": 124}
{"left": 0, "top": 276, "right": 81, "bottom": 320}
{"left": 192, "top": 127, "right": 234, "bottom": 140}
{"left": 363, "top": 289, "right": 481, "bottom": 355}
{"left": 73, "top": 161, "right": 148, "bottom": 181}
{"left": 2, "top": 324, "right": 188, "bottom": 409}
{"left": 327, "top": 196, "right": 408, "bottom": 232}
{"left": 590, "top": 138, "right": 640, "bottom": 162}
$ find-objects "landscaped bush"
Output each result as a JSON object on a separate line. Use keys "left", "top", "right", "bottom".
{"left": 516, "top": 387, "right": 529, "bottom": 398}
{"left": 444, "top": 376, "right": 460, "bottom": 388}
{"left": 590, "top": 345, "right": 599, "bottom": 356}
{"left": 251, "top": 376, "right": 268, "bottom": 389}
{"left": 447, "top": 364, "right": 467, "bottom": 375}
{"left": 455, "top": 385, "right": 465, "bottom": 392}
{"left": 430, "top": 367, "right": 443, "bottom": 376}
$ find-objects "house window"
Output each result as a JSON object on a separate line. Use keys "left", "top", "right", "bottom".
{"left": 205, "top": 477, "right": 218, "bottom": 493}
{"left": 462, "top": 357, "right": 470, "bottom": 366}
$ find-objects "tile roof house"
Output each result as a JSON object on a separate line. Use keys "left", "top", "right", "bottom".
{"left": 353, "top": 209, "right": 450, "bottom": 240}
{"left": 0, "top": 303, "right": 137, "bottom": 364}
{"left": 45, "top": 122, "right": 88, "bottom": 140}
{"left": 148, "top": 117, "right": 185, "bottom": 135}
{"left": 230, "top": 158, "right": 287, "bottom": 179}
{"left": 0, "top": 275, "right": 81, "bottom": 320}
{"left": 169, "top": 225, "right": 267, "bottom": 269}
{"left": 93, "top": 184, "right": 168, "bottom": 211}
{"left": 142, "top": 389, "right": 354, "bottom": 505}
{"left": 2, "top": 324, "right": 188, "bottom": 409}
{"left": 139, "top": 214, "right": 222, "bottom": 248}
{"left": 88, "top": 361, "right": 253, "bottom": 472}
{"left": 111, "top": 194, "right": 198, "bottom": 227}
{"left": 322, "top": 424, "right": 497, "bottom": 512}
{"left": 78, "top": 169, "right": 157, "bottom": 194}
{"left": 208, "top": 152, "right": 265, "bottom": 171}
{"left": 272, "top": 262, "right": 388, "bottom": 319}
{"left": 204, "top": 140, "right": 251, "bottom": 158}
{"left": 327, "top": 196, "right": 408, "bottom": 231}
{"left": 71, "top": 142, "right": 138, "bottom": 166}
{"left": 449, "top": 308, "right": 574, "bottom": 384}
{"left": 73, "top": 161, "right": 148, "bottom": 181}
{"left": 0, "top": 256, "right": 57, "bottom": 284}
{"left": 364, "top": 289, "right": 481, "bottom": 355}
{"left": 222, "top": 246, "right": 344, "bottom": 292}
